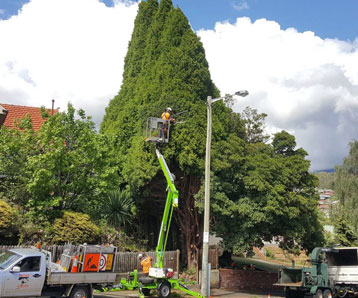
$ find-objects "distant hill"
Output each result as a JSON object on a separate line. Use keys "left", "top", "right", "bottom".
{"left": 314, "top": 171, "right": 335, "bottom": 189}
{"left": 314, "top": 168, "right": 335, "bottom": 173}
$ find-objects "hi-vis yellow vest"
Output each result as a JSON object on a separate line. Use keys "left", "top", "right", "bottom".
{"left": 161, "top": 112, "right": 170, "bottom": 120}
{"left": 141, "top": 256, "right": 152, "bottom": 274}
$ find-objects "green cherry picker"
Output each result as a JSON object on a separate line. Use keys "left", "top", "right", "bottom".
{"left": 117, "top": 117, "right": 206, "bottom": 298}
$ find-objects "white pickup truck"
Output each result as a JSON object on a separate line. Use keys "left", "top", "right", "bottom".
{"left": 0, "top": 248, "right": 117, "bottom": 298}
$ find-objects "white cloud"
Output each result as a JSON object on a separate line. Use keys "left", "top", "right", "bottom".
{"left": 232, "top": 1, "right": 249, "bottom": 11}
{"left": 0, "top": 0, "right": 138, "bottom": 125}
{"left": 198, "top": 18, "right": 358, "bottom": 170}
{"left": 1, "top": 1, "right": 358, "bottom": 171}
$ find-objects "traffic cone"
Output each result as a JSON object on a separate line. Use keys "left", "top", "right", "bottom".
{"left": 71, "top": 255, "right": 78, "bottom": 273}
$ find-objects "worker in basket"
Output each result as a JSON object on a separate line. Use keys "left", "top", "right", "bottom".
{"left": 138, "top": 253, "right": 152, "bottom": 275}
{"left": 159, "top": 107, "right": 174, "bottom": 141}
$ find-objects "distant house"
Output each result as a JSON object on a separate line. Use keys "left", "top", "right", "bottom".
{"left": 0, "top": 103, "right": 58, "bottom": 131}
{"left": 317, "top": 189, "right": 337, "bottom": 218}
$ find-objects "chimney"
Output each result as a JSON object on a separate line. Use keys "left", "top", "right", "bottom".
{"left": 0, "top": 105, "right": 8, "bottom": 127}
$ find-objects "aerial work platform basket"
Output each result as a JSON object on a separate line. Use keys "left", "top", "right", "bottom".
{"left": 145, "top": 117, "right": 170, "bottom": 143}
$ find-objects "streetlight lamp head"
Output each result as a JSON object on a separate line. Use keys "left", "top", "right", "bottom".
{"left": 235, "top": 90, "right": 249, "bottom": 97}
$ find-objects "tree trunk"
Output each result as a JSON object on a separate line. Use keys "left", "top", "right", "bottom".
{"left": 175, "top": 173, "right": 203, "bottom": 268}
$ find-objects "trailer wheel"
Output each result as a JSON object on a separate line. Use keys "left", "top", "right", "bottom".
{"left": 158, "top": 282, "right": 171, "bottom": 298}
{"left": 315, "top": 289, "right": 323, "bottom": 298}
{"left": 69, "top": 286, "right": 89, "bottom": 298}
{"left": 323, "top": 289, "right": 332, "bottom": 298}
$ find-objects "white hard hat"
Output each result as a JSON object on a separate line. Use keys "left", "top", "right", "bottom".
{"left": 137, "top": 253, "right": 143, "bottom": 260}
{"left": 166, "top": 107, "right": 172, "bottom": 112}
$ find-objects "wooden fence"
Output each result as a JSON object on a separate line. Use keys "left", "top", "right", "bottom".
{"left": 0, "top": 245, "right": 219, "bottom": 272}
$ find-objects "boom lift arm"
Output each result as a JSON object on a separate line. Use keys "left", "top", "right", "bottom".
{"left": 154, "top": 148, "right": 179, "bottom": 268}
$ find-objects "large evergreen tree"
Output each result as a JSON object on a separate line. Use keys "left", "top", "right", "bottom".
{"left": 101, "top": 0, "right": 221, "bottom": 266}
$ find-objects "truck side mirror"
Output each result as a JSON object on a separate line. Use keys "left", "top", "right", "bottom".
{"left": 11, "top": 266, "right": 20, "bottom": 273}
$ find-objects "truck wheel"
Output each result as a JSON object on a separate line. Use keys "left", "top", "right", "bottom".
{"left": 158, "top": 282, "right": 171, "bottom": 298}
{"left": 323, "top": 289, "right": 332, "bottom": 298}
{"left": 315, "top": 289, "right": 323, "bottom": 298}
{"left": 69, "top": 286, "right": 89, "bottom": 298}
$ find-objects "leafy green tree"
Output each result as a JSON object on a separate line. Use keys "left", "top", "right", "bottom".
{"left": 330, "top": 209, "right": 358, "bottom": 246}
{"left": 0, "top": 120, "right": 37, "bottom": 207}
{"left": 335, "top": 141, "right": 358, "bottom": 233}
{"left": 52, "top": 211, "right": 100, "bottom": 244}
{"left": 272, "top": 130, "right": 297, "bottom": 156}
{"left": 25, "top": 104, "right": 119, "bottom": 221}
{"left": 207, "top": 130, "right": 323, "bottom": 254}
{"left": 241, "top": 106, "right": 269, "bottom": 143}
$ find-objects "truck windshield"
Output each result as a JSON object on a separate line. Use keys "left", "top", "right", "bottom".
{"left": 0, "top": 251, "right": 22, "bottom": 270}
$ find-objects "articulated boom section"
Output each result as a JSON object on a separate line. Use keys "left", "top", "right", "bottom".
{"left": 155, "top": 148, "right": 179, "bottom": 268}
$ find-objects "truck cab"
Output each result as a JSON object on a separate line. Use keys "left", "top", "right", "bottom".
{"left": 0, "top": 249, "right": 46, "bottom": 297}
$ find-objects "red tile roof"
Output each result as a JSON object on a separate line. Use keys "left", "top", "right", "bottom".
{"left": 0, "top": 103, "right": 59, "bottom": 131}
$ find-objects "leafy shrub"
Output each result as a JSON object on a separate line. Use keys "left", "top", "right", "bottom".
{"left": 265, "top": 248, "right": 275, "bottom": 259}
{"left": 17, "top": 220, "right": 49, "bottom": 245}
{"left": 53, "top": 211, "right": 99, "bottom": 244}
{"left": 0, "top": 199, "right": 18, "bottom": 244}
{"left": 97, "top": 222, "right": 147, "bottom": 252}
{"left": 0, "top": 199, "right": 16, "bottom": 229}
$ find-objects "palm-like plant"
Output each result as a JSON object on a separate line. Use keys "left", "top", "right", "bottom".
{"left": 104, "top": 190, "right": 134, "bottom": 228}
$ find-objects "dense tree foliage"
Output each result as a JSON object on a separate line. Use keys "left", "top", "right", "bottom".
{"left": 205, "top": 130, "right": 323, "bottom": 254}
{"left": 332, "top": 211, "right": 358, "bottom": 246}
{"left": 101, "top": 0, "right": 221, "bottom": 265}
{"left": 335, "top": 141, "right": 358, "bottom": 233}
{"left": 25, "top": 104, "right": 119, "bottom": 220}
{"left": 0, "top": 119, "right": 37, "bottom": 207}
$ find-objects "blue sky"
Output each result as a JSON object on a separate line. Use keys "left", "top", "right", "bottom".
{"left": 174, "top": 0, "right": 358, "bottom": 41}
{"left": 1, "top": 0, "right": 357, "bottom": 41}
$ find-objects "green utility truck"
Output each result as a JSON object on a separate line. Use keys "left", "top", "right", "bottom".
{"left": 276, "top": 247, "right": 358, "bottom": 298}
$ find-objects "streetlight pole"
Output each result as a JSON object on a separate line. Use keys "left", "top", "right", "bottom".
{"left": 201, "top": 90, "right": 249, "bottom": 297}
